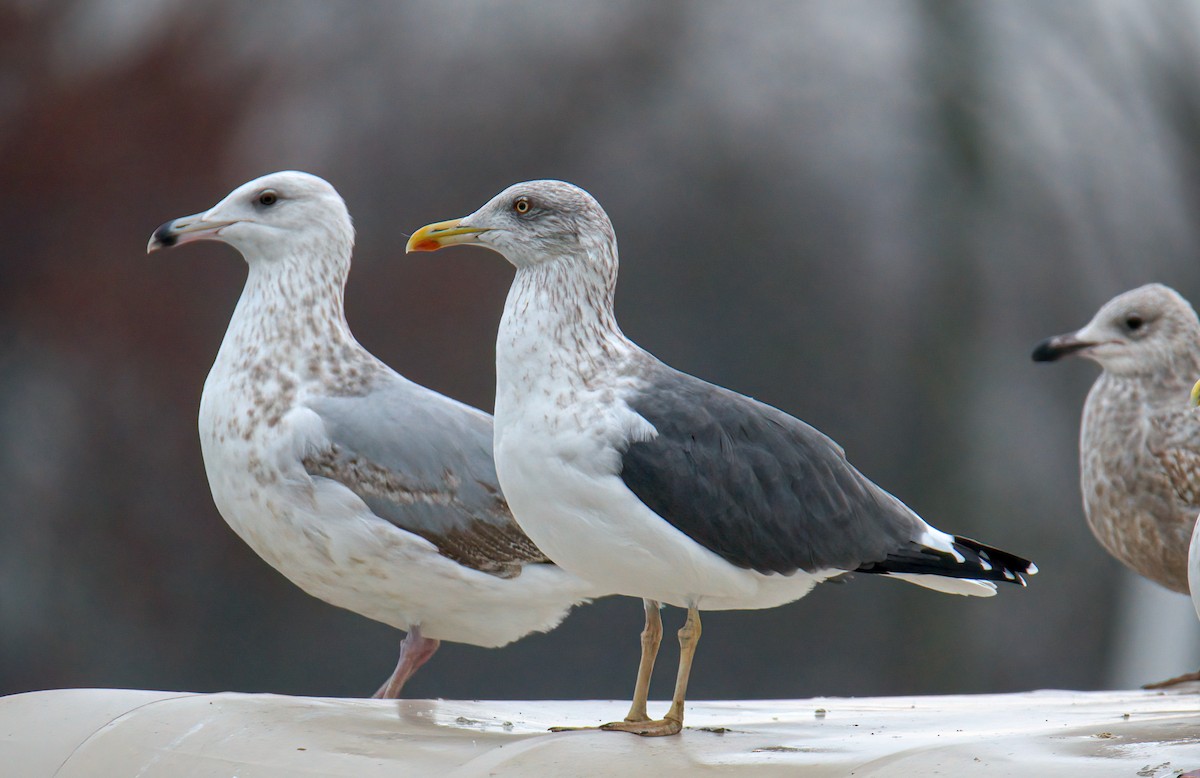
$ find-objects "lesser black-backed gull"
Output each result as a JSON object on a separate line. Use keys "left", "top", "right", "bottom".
{"left": 408, "top": 179, "right": 1035, "bottom": 735}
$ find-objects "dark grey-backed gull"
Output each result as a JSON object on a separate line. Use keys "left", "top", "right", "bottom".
{"left": 407, "top": 179, "right": 1034, "bottom": 735}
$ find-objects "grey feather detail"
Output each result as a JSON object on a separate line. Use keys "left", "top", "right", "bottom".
{"left": 618, "top": 359, "right": 925, "bottom": 575}
{"left": 304, "top": 375, "right": 550, "bottom": 576}
{"left": 618, "top": 358, "right": 1031, "bottom": 583}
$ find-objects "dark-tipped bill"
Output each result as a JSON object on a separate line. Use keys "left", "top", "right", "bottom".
{"left": 1031, "top": 334, "right": 1094, "bottom": 362}
{"left": 147, "top": 214, "right": 236, "bottom": 254}
{"left": 405, "top": 219, "right": 489, "bottom": 253}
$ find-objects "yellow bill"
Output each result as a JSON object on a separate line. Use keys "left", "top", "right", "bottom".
{"left": 405, "top": 218, "right": 488, "bottom": 253}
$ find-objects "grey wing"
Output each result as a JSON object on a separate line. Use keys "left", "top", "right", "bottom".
{"left": 620, "top": 364, "right": 922, "bottom": 574}
{"left": 620, "top": 360, "right": 1032, "bottom": 584}
{"left": 304, "top": 375, "right": 550, "bottom": 577}
{"left": 1147, "top": 406, "right": 1200, "bottom": 510}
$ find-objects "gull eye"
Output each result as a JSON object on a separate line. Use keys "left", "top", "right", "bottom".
{"left": 1125, "top": 315, "right": 1144, "bottom": 331}
{"left": 514, "top": 197, "right": 531, "bottom": 214}
{"left": 257, "top": 189, "right": 278, "bottom": 207}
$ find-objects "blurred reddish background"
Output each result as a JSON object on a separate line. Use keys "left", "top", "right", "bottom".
{"left": 4, "top": 1, "right": 1199, "bottom": 700}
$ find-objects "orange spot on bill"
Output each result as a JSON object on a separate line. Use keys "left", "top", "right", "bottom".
{"left": 410, "top": 238, "right": 442, "bottom": 252}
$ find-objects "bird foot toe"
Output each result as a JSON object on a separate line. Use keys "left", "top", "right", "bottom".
{"left": 1143, "top": 670, "right": 1200, "bottom": 689}
{"left": 599, "top": 717, "right": 683, "bottom": 736}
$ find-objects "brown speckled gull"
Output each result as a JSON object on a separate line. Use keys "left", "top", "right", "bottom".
{"left": 1033, "top": 283, "right": 1200, "bottom": 595}
{"left": 147, "top": 172, "right": 600, "bottom": 699}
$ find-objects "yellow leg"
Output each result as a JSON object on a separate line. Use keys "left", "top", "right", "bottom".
{"left": 622, "top": 599, "right": 663, "bottom": 723}
{"left": 549, "top": 598, "right": 664, "bottom": 732}
{"left": 600, "top": 606, "right": 701, "bottom": 737}
{"left": 661, "top": 606, "right": 700, "bottom": 727}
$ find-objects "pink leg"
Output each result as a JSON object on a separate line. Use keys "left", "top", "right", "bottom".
{"left": 1143, "top": 669, "right": 1200, "bottom": 689}
{"left": 372, "top": 626, "right": 441, "bottom": 699}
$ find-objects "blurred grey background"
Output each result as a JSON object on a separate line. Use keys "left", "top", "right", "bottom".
{"left": 4, "top": 0, "right": 1200, "bottom": 702}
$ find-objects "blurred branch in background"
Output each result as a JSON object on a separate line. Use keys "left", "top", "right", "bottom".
{"left": 3, "top": 0, "right": 1200, "bottom": 699}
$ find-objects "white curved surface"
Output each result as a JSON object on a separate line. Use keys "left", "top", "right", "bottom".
{"left": 1, "top": 688, "right": 1198, "bottom": 776}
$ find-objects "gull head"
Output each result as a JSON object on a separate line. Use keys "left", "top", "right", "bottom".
{"left": 147, "top": 171, "right": 353, "bottom": 264}
{"left": 405, "top": 180, "right": 615, "bottom": 270}
{"left": 1032, "top": 283, "right": 1200, "bottom": 375}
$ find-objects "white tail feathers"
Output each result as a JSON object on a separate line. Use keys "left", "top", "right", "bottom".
{"left": 885, "top": 573, "right": 998, "bottom": 597}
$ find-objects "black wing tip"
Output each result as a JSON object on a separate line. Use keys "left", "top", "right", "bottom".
{"left": 856, "top": 535, "right": 1037, "bottom": 586}
{"left": 952, "top": 535, "right": 1037, "bottom": 586}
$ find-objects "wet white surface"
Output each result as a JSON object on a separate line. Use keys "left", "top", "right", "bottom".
{"left": 1, "top": 687, "right": 1198, "bottom": 776}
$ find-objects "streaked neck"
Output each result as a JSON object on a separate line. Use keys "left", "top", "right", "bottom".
{"left": 217, "top": 250, "right": 358, "bottom": 378}
{"left": 496, "top": 250, "right": 632, "bottom": 410}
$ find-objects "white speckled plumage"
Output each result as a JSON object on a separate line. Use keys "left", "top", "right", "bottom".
{"left": 1034, "top": 283, "right": 1200, "bottom": 594}
{"left": 489, "top": 257, "right": 839, "bottom": 609}
{"left": 149, "top": 172, "right": 598, "bottom": 696}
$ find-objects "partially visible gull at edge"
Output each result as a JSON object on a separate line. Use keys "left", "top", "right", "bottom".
{"left": 1190, "top": 379, "right": 1200, "bottom": 635}
{"left": 148, "top": 171, "right": 600, "bottom": 698}
{"left": 407, "top": 179, "right": 1036, "bottom": 736}
{"left": 1033, "top": 284, "right": 1200, "bottom": 687}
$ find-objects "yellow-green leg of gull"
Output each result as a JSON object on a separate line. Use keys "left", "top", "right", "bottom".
{"left": 623, "top": 599, "right": 663, "bottom": 723}
{"left": 550, "top": 599, "right": 664, "bottom": 732}
{"left": 600, "top": 606, "right": 701, "bottom": 737}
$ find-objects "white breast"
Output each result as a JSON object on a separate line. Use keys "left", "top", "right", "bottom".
{"left": 195, "top": 282, "right": 595, "bottom": 647}
{"left": 493, "top": 288, "right": 827, "bottom": 611}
